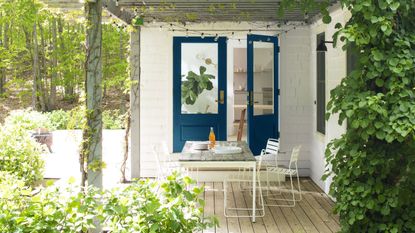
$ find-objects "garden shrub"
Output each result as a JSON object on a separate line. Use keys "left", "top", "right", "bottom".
{"left": 4, "top": 109, "right": 52, "bottom": 131}
{"left": 0, "top": 172, "right": 216, "bottom": 233}
{"left": 102, "top": 172, "right": 217, "bottom": 232}
{"left": 0, "top": 177, "right": 100, "bottom": 232}
{"left": 325, "top": 0, "right": 415, "bottom": 232}
{"left": 46, "top": 109, "right": 70, "bottom": 130}
{"left": 4, "top": 108, "right": 126, "bottom": 130}
{"left": 0, "top": 124, "right": 44, "bottom": 185}
{"left": 102, "top": 109, "right": 126, "bottom": 129}
{"left": 65, "top": 106, "right": 86, "bottom": 130}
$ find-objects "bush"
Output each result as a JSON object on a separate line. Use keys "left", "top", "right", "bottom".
{"left": 0, "top": 124, "right": 44, "bottom": 185}
{"left": 65, "top": 106, "right": 86, "bottom": 130}
{"left": 4, "top": 109, "right": 52, "bottom": 131}
{"left": 0, "top": 177, "right": 100, "bottom": 232}
{"left": 0, "top": 173, "right": 217, "bottom": 232}
{"left": 4, "top": 108, "right": 126, "bottom": 131}
{"left": 102, "top": 110, "right": 126, "bottom": 129}
{"left": 46, "top": 110, "right": 70, "bottom": 130}
{"left": 102, "top": 172, "right": 217, "bottom": 232}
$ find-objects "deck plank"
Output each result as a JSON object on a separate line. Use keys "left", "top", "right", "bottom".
{"left": 240, "top": 188, "right": 268, "bottom": 233}
{"left": 204, "top": 182, "right": 216, "bottom": 233}
{"left": 301, "top": 180, "right": 340, "bottom": 226}
{"left": 230, "top": 182, "right": 255, "bottom": 233}
{"left": 200, "top": 178, "right": 340, "bottom": 233}
{"left": 214, "top": 182, "right": 233, "bottom": 233}
{"left": 265, "top": 185, "right": 306, "bottom": 233}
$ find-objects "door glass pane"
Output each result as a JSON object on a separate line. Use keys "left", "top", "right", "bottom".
{"left": 181, "top": 43, "right": 218, "bottom": 114}
{"left": 253, "top": 41, "right": 274, "bottom": 116}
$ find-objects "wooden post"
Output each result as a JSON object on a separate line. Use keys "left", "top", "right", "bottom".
{"left": 84, "top": 0, "right": 103, "bottom": 188}
{"left": 129, "top": 27, "right": 141, "bottom": 179}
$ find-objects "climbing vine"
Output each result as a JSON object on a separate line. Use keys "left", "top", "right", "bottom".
{"left": 324, "top": 0, "right": 415, "bottom": 232}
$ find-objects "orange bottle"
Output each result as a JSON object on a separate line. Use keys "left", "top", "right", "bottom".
{"left": 209, "top": 127, "right": 216, "bottom": 149}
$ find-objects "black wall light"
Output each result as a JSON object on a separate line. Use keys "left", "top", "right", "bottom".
{"left": 317, "top": 40, "right": 334, "bottom": 52}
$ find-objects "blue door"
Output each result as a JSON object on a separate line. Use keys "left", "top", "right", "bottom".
{"left": 247, "top": 35, "right": 279, "bottom": 155}
{"left": 173, "top": 37, "right": 227, "bottom": 152}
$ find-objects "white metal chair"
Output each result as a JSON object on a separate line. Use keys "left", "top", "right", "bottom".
{"left": 258, "top": 138, "right": 280, "bottom": 191}
{"left": 223, "top": 154, "right": 265, "bottom": 218}
{"left": 239, "top": 138, "right": 280, "bottom": 192}
{"left": 152, "top": 142, "right": 181, "bottom": 180}
{"left": 265, "top": 145, "right": 302, "bottom": 207}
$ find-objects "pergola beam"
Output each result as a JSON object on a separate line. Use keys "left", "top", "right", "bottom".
{"left": 105, "top": 0, "right": 136, "bottom": 25}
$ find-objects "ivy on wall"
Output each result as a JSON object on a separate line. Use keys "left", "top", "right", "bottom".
{"left": 324, "top": 0, "right": 415, "bottom": 232}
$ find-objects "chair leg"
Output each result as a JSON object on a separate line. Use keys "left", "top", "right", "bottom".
{"left": 296, "top": 173, "right": 302, "bottom": 201}
{"left": 266, "top": 170, "right": 271, "bottom": 196}
{"left": 289, "top": 173, "right": 296, "bottom": 207}
{"left": 224, "top": 180, "right": 228, "bottom": 217}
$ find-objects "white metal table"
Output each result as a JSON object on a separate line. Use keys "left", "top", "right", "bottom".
{"left": 176, "top": 141, "right": 258, "bottom": 222}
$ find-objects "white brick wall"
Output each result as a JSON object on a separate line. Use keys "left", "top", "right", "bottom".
{"left": 309, "top": 7, "right": 350, "bottom": 192}
{"left": 136, "top": 21, "right": 343, "bottom": 180}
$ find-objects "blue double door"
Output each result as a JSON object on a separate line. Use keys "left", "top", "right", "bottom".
{"left": 173, "top": 35, "right": 279, "bottom": 155}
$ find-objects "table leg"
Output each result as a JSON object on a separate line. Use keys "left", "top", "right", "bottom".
{"left": 252, "top": 164, "right": 256, "bottom": 223}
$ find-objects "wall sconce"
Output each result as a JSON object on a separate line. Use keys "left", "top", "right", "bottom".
{"left": 317, "top": 40, "right": 334, "bottom": 52}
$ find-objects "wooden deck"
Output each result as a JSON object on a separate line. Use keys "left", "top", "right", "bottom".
{"left": 200, "top": 178, "right": 340, "bottom": 233}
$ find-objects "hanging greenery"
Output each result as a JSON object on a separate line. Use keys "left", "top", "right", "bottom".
{"left": 324, "top": 0, "right": 415, "bottom": 232}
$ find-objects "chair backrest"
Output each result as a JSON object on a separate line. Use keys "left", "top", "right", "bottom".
{"left": 237, "top": 108, "right": 247, "bottom": 141}
{"left": 289, "top": 145, "right": 302, "bottom": 168}
{"left": 264, "top": 138, "right": 280, "bottom": 154}
{"left": 152, "top": 141, "right": 170, "bottom": 178}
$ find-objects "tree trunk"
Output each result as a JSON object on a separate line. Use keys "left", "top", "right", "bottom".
{"left": 50, "top": 17, "right": 57, "bottom": 110}
{"left": 62, "top": 22, "right": 74, "bottom": 99}
{"left": 37, "top": 22, "right": 47, "bottom": 111}
{"left": 0, "top": 21, "right": 9, "bottom": 95}
{"left": 32, "top": 23, "right": 40, "bottom": 110}
{"left": 82, "top": 0, "right": 103, "bottom": 190}
{"left": 0, "top": 16, "right": 3, "bottom": 95}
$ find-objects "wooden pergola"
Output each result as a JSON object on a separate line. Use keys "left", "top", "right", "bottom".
{"left": 42, "top": 0, "right": 337, "bottom": 24}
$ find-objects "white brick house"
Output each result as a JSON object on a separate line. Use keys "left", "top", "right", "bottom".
{"left": 128, "top": 5, "right": 350, "bottom": 194}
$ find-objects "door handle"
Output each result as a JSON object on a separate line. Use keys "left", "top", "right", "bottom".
{"left": 249, "top": 91, "right": 253, "bottom": 106}
{"left": 219, "top": 90, "right": 225, "bottom": 104}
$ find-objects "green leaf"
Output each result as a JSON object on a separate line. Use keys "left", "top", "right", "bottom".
{"left": 389, "top": 2, "right": 400, "bottom": 10}
{"left": 199, "top": 66, "right": 207, "bottom": 75}
{"left": 372, "top": 50, "right": 384, "bottom": 61}
{"left": 375, "top": 78, "right": 384, "bottom": 87}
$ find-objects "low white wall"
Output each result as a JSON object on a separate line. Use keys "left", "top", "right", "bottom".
{"left": 138, "top": 22, "right": 313, "bottom": 177}
{"left": 43, "top": 130, "right": 127, "bottom": 186}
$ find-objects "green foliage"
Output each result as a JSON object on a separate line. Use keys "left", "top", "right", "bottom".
{"left": 4, "top": 109, "right": 52, "bottom": 130}
{"left": 102, "top": 172, "right": 218, "bottom": 232}
{"left": 102, "top": 109, "right": 126, "bottom": 129}
{"left": 65, "top": 106, "right": 87, "bottom": 130}
{"left": 4, "top": 108, "right": 126, "bottom": 130}
{"left": 0, "top": 172, "right": 217, "bottom": 232}
{"left": 0, "top": 124, "right": 44, "bottom": 186}
{"left": 46, "top": 109, "right": 70, "bottom": 130}
{"left": 181, "top": 66, "right": 215, "bottom": 105}
{"left": 0, "top": 0, "right": 129, "bottom": 109}
{"left": 325, "top": 0, "right": 415, "bottom": 232}
{"left": 0, "top": 177, "right": 100, "bottom": 232}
